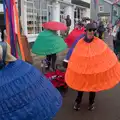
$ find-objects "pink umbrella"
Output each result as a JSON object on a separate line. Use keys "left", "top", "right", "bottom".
{"left": 42, "top": 21, "right": 67, "bottom": 31}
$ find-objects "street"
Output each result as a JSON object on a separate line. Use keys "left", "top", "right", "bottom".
{"left": 33, "top": 33, "right": 120, "bottom": 120}
{"left": 54, "top": 85, "right": 120, "bottom": 120}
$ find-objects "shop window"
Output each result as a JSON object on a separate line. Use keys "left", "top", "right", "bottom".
{"left": 113, "top": 6, "right": 118, "bottom": 16}
{"left": 60, "top": 9, "right": 65, "bottom": 23}
{"left": 74, "top": 7, "right": 85, "bottom": 26}
{"left": 26, "top": 0, "right": 51, "bottom": 34}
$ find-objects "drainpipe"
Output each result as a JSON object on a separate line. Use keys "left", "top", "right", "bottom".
{"left": 111, "top": 4, "right": 113, "bottom": 24}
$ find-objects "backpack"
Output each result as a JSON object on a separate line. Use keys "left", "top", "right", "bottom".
{"left": 0, "top": 42, "right": 7, "bottom": 69}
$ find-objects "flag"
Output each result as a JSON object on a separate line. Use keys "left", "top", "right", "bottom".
{"left": 3, "top": 0, "right": 25, "bottom": 60}
{"left": 3, "top": 0, "right": 17, "bottom": 57}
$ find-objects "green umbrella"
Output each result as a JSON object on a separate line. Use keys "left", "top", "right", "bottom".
{"left": 32, "top": 30, "right": 67, "bottom": 56}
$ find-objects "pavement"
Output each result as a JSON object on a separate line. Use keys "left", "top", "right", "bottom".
{"left": 32, "top": 32, "right": 120, "bottom": 120}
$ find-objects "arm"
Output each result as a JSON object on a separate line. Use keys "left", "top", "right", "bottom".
{"left": 70, "top": 19, "right": 72, "bottom": 26}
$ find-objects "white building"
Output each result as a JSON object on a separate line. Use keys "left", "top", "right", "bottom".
{"left": 0, "top": 0, "right": 90, "bottom": 43}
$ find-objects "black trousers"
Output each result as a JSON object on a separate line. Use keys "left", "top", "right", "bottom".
{"left": 75, "top": 91, "right": 96, "bottom": 105}
{"left": 46, "top": 54, "right": 57, "bottom": 70}
{"left": 99, "top": 32, "right": 103, "bottom": 39}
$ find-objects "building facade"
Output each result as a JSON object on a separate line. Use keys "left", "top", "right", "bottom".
{"left": 0, "top": 0, "right": 90, "bottom": 43}
{"left": 90, "top": 0, "right": 120, "bottom": 25}
{"left": 20, "top": 0, "right": 90, "bottom": 43}
{"left": 112, "top": 2, "right": 120, "bottom": 24}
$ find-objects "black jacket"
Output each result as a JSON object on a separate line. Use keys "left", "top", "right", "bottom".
{"left": 66, "top": 19, "right": 71, "bottom": 27}
{"left": 97, "top": 22, "right": 105, "bottom": 32}
{"left": 117, "top": 28, "right": 120, "bottom": 40}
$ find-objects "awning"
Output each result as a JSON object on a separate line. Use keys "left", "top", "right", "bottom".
{"left": 71, "top": 0, "right": 90, "bottom": 8}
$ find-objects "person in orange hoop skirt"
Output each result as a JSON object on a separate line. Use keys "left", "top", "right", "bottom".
{"left": 65, "top": 23, "right": 120, "bottom": 111}
{"left": 65, "top": 21, "right": 85, "bottom": 48}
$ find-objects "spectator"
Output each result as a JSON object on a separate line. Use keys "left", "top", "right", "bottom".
{"left": 65, "top": 15, "right": 71, "bottom": 35}
{"left": 97, "top": 21, "right": 105, "bottom": 39}
{"left": 113, "top": 20, "right": 120, "bottom": 58}
{"left": 0, "top": 29, "right": 2, "bottom": 42}
{"left": 107, "top": 21, "right": 113, "bottom": 35}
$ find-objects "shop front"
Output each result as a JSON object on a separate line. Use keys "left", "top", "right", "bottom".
{"left": 21, "top": 0, "right": 73, "bottom": 42}
{"left": 21, "top": 0, "right": 90, "bottom": 43}
{"left": 21, "top": 0, "right": 54, "bottom": 42}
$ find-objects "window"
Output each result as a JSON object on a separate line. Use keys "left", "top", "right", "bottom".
{"left": 113, "top": 6, "right": 118, "bottom": 16}
{"left": 74, "top": 7, "right": 85, "bottom": 26}
{"left": 60, "top": 9, "right": 65, "bottom": 23}
{"left": 26, "top": 0, "right": 51, "bottom": 34}
{"left": 99, "top": 5, "right": 104, "bottom": 12}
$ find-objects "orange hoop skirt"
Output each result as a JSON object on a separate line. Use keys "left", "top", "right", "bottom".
{"left": 65, "top": 37, "right": 120, "bottom": 92}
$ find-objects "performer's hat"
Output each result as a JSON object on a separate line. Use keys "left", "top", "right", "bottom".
{"left": 86, "top": 23, "right": 97, "bottom": 30}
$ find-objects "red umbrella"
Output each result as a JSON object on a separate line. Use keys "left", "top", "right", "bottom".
{"left": 42, "top": 21, "right": 67, "bottom": 31}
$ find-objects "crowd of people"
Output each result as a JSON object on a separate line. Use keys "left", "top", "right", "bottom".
{"left": 63, "top": 19, "right": 120, "bottom": 111}
{"left": 1, "top": 15, "right": 120, "bottom": 120}
{"left": 67, "top": 17, "right": 120, "bottom": 60}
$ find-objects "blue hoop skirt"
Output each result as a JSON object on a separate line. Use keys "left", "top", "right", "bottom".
{"left": 0, "top": 60, "right": 62, "bottom": 120}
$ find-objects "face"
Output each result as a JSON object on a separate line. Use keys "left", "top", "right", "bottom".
{"left": 86, "top": 29, "right": 95, "bottom": 39}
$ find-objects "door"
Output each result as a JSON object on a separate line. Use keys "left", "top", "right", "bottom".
{"left": 47, "top": 5, "right": 53, "bottom": 21}
{"left": 60, "top": 8, "right": 65, "bottom": 23}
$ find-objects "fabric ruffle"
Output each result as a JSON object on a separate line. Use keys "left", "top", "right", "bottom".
{"left": 65, "top": 27, "right": 85, "bottom": 48}
{"left": 65, "top": 37, "right": 120, "bottom": 92}
{"left": 0, "top": 60, "right": 62, "bottom": 120}
{"left": 32, "top": 30, "right": 67, "bottom": 56}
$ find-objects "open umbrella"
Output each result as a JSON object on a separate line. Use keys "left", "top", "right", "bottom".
{"left": 42, "top": 21, "right": 67, "bottom": 31}
{"left": 32, "top": 30, "right": 67, "bottom": 55}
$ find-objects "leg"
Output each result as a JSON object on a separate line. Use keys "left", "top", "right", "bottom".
{"left": 63, "top": 61, "right": 68, "bottom": 68}
{"left": 88, "top": 92, "right": 96, "bottom": 110}
{"left": 46, "top": 55, "right": 52, "bottom": 70}
{"left": 99, "top": 32, "right": 103, "bottom": 39}
{"left": 75, "top": 91, "right": 84, "bottom": 103}
{"left": 74, "top": 91, "right": 84, "bottom": 111}
{"left": 51, "top": 54, "right": 57, "bottom": 71}
{"left": 66, "top": 27, "right": 70, "bottom": 36}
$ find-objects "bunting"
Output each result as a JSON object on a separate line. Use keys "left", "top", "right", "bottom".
{"left": 3, "top": 0, "right": 25, "bottom": 60}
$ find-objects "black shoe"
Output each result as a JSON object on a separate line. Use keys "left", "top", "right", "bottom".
{"left": 45, "top": 66, "right": 50, "bottom": 71}
{"left": 88, "top": 103, "right": 95, "bottom": 111}
{"left": 73, "top": 102, "right": 81, "bottom": 111}
{"left": 63, "top": 61, "right": 68, "bottom": 68}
